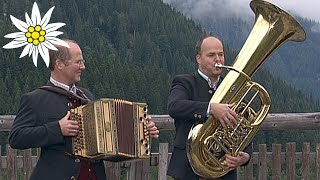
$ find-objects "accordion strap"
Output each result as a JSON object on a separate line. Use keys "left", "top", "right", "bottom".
{"left": 39, "top": 85, "right": 90, "bottom": 105}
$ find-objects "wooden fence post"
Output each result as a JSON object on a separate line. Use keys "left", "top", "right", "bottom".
{"left": 272, "top": 144, "right": 281, "bottom": 180}
{"left": 244, "top": 159, "right": 253, "bottom": 180}
{"left": 127, "top": 161, "right": 135, "bottom": 180}
{"left": 301, "top": 143, "right": 310, "bottom": 180}
{"left": 7, "top": 145, "right": 16, "bottom": 180}
{"left": 0, "top": 145, "right": 2, "bottom": 177}
{"left": 36, "top": 148, "right": 40, "bottom": 162}
{"left": 158, "top": 143, "right": 169, "bottom": 180}
{"left": 140, "top": 159, "right": 151, "bottom": 180}
{"left": 22, "top": 149, "right": 32, "bottom": 180}
{"left": 104, "top": 162, "right": 120, "bottom": 180}
{"left": 286, "top": 142, "right": 296, "bottom": 180}
{"left": 127, "top": 159, "right": 150, "bottom": 180}
{"left": 258, "top": 144, "right": 267, "bottom": 180}
{"left": 316, "top": 143, "right": 320, "bottom": 180}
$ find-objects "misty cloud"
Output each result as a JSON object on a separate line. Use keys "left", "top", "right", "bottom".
{"left": 163, "top": 0, "right": 320, "bottom": 23}
{"left": 163, "top": 0, "right": 253, "bottom": 21}
{"left": 311, "top": 24, "right": 320, "bottom": 33}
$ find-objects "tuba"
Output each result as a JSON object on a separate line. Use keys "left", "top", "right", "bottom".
{"left": 186, "top": 0, "right": 306, "bottom": 178}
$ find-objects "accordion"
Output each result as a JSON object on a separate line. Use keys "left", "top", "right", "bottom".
{"left": 70, "top": 98, "right": 150, "bottom": 162}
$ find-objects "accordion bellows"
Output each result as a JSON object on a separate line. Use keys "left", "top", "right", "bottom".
{"left": 70, "top": 98, "right": 150, "bottom": 161}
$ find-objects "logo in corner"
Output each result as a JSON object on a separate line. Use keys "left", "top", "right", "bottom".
{"left": 2, "top": 2, "right": 69, "bottom": 67}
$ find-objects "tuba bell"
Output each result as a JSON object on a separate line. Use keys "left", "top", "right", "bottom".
{"left": 186, "top": 0, "right": 306, "bottom": 178}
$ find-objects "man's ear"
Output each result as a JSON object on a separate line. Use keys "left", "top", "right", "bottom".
{"left": 56, "top": 59, "right": 64, "bottom": 70}
{"left": 196, "top": 54, "right": 201, "bottom": 64}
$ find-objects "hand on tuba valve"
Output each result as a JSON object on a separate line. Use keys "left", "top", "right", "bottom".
{"left": 209, "top": 103, "right": 237, "bottom": 129}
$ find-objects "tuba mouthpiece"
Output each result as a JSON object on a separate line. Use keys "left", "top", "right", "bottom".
{"left": 215, "top": 63, "right": 223, "bottom": 68}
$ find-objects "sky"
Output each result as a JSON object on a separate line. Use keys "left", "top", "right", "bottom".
{"left": 163, "top": 0, "right": 320, "bottom": 23}
{"left": 267, "top": 0, "right": 320, "bottom": 22}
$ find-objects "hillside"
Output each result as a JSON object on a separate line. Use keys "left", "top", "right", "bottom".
{"left": 0, "top": 0, "right": 319, "bottom": 116}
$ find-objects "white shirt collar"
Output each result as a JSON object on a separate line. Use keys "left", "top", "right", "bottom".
{"left": 197, "top": 69, "right": 220, "bottom": 90}
{"left": 50, "top": 77, "right": 76, "bottom": 93}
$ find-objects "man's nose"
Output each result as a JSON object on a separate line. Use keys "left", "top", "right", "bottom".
{"left": 214, "top": 54, "right": 221, "bottom": 61}
{"left": 80, "top": 63, "right": 85, "bottom": 70}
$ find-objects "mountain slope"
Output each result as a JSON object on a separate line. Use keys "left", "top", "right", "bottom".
{"left": 0, "top": 0, "right": 319, "bottom": 116}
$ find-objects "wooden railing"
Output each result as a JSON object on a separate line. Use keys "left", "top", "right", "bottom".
{"left": 1, "top": 113, "right": 320, "bottom": 180}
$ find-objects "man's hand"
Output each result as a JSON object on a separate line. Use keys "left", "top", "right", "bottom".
{"left": 209, "top": 103, "right": 238, "bottom": 128}
{"left": 223, "top": 152, "right": 250, "bottom": 171}
{"left": 146, "top": 117, "right": 159, "bottom": 138}
{"left": 58, "top": 111, "right": 79, "bottom": 136}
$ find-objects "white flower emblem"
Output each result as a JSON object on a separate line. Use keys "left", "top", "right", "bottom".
{"left": 2, "top": 2, "right": 69, "bottom": 67}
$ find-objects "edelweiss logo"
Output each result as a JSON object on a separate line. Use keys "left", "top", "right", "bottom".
{"left": 3, "top": 2, "right": 69, "bottom": 67}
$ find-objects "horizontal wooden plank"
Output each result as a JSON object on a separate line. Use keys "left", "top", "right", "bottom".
{"left": 0, "top": 115, "right": 16, "bottom": 132}
{"left": 150, "top": 112, "right": 320, "bottom": 131}
{"left": 2, "top": 112, "right": 320, "bottom": 132}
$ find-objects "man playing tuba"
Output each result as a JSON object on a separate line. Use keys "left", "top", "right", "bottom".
{"left": 167, "top": 36, "right": 252, "bottom": 180}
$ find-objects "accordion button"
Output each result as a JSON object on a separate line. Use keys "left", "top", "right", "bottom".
{"left": 70, "top": 176, "right": 76, "bottom": 180}
{"left": 75, "top": 158, "right": 81, "bottom": 163}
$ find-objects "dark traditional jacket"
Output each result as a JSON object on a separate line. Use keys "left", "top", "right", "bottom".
{"left": 9, "top": 83, "right": 107, "bottom": 180}
{"left": 167, "top": 72, "right": 252, "bottom": 180}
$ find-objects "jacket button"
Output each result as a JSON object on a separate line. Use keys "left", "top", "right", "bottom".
{"left": 208, "top": 89, "right": 213, "bottom": 94}
{"left": 198, "top": 114, "right": 202, "bottom": 118}
{"left": 75, "top": 158, "right": 80, "bottom": 163}
{"left": 70, "top": 176, "right": 76, "bottom": 180}
{"left": 194, "top": 113, "right": 197, "bottom": 117}
{"left": 68, "top": 102, "right": 72, "bottom": 107}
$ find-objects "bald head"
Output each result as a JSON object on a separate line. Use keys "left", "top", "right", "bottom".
{"left": 49, "top": 39, "right": 78, "bottom": 71}
{"left": 196, "top": 36, "right": 223, "bottom": 55}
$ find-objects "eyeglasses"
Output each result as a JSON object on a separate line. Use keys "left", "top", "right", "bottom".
{"left": 76, "top": 59, "right": 85, "bottom": 66}
{"left": 65, "top": 59, "right": 86, "bottom": 66}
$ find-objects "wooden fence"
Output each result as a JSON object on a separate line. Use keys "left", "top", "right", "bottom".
{"left": 1, "top": 112, "right": 320, "bottom": 180}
